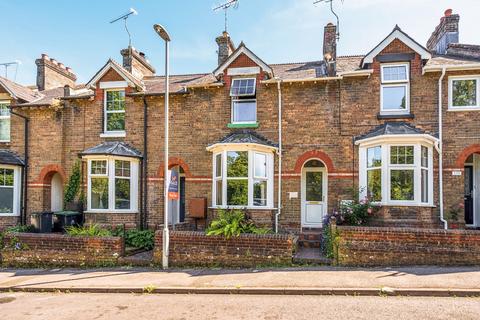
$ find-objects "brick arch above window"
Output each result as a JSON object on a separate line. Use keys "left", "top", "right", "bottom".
{"left": 455, "top": 144, "right": 480, "bottom": 168}
{"left": 157, "top": 157, "right": 192, "bottom": 178}
{"left": 293, "top": 150, "right": 335, "bottom": 174}
{"left": 35, "top": 164, "right": 67, "bottom": 185}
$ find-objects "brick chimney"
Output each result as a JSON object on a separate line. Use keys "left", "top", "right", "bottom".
{"left": 35, "top": 54, "right": 77, "bottom": 91}
{"left": 120, "top": 46, "right": 156, "bottom": 79}
{"left": 323, "top": 23, "right": 337, "bottom": 76}
{"left": 215, "top": 31, "right": 235, "bottom": 66}
{"left": 427, "top": 9, "right": 460, "bottom": 54}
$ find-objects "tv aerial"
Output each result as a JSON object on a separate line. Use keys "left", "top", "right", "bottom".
{"left": 213, "top": 0, "right": 239, "bottom": 33}
{"left": 314, "top": 0, "right": 344, "bottom": 40}
{"left": 110, "top": 8, "right": 138, "bottom": 47}
{"left": 0, "top": 60, "right": 21, "bottom": 81}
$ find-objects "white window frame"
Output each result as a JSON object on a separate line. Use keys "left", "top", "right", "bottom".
{"left": 366, "top": 146, "right": 382, "bottom": 202}
{"left": 230, "top": 78, "right": 257, "bottom": 124}
{"left": 0, "top": 100, "right": 11, "bottom": 143}
{"left": 380, "top": 63, "right": 410, "bottom": 115}
{"left": 103, "top": 89, "right": 126, "bottom": 135}
{"left": 0, "top": 165, "right": 21, "bottom": 216}
{"left": 359, "top": 139, "right": 434, "bottom": 206}
{"left": 86, "top": 156, "right": 139, "bottom": 213}
{"left": 448, "top": 75, "right": 480, "bottom": 111}
{"left": 212, "top": 146, "right": 274, "bottom": 209}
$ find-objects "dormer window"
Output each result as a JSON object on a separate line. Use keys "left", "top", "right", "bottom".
{"left": 380, "top": 63, "right": 410, "bottom": 115}
{"left": 104, "top": 89, "right": 126, "bottom": 134}
{"left": 230, "top": 78, "right": 257, "bottom": 124}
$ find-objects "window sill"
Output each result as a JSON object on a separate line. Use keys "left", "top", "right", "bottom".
{"left": 0, "top": 213, "right": 19, "bottom": 217}
{"left": 84, "top": 210, "right": 138, "bottom": 214}
{"left": 100, "top": 132, "right": 126, "bottom": 138}
{"left": 447, "top": 107, "right": 480, "bottom": 112}
{"left": 377, "top": 113, "right": 414, "bottom": 120}
{"left": 227, "top": 122, "right": 259, "bottom": 129}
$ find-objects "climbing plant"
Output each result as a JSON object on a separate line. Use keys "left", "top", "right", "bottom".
{"left": 64, "top": 160, "right": 81, "bottom": 205}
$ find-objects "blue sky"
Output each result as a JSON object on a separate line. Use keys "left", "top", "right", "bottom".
{"left": 1, "top": 0, "right": 479, "bottom": 85}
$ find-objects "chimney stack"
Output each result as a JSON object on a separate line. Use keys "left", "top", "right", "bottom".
{"left": 427, "top": 9, "right": 459, "bottom": 54}
{"left": 216, "top": 31, "right": 235, "bottom": 66}
{"left": 35, "top": 54, "right": 77, "bottom": 91}
{"left": 323, "top": 23, "right": 337, "bottom": 76}
{"left": 120, "top": 46, "right": 156, "bottom": 79}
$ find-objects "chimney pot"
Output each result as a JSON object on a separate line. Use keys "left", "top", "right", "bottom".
{"left": 444, "top": 9, "right": 452, "bottom": 16}
{"left": 427, "top": 10, "right": 459, "bottom": 54}
{"left": 35, "top": 54, "right": 76, "bottom": 91}
{"left": 41, "top": 53, "right": 49, "bottom": 60}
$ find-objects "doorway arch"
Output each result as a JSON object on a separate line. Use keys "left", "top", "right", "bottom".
{"left": 301, "top": 159, "right": 328, "bottom": 228}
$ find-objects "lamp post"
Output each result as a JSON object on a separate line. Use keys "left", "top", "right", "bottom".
{"left": 154, "top": 23, "right": 171, "bottom": 269}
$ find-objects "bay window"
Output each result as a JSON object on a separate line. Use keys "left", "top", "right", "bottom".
{"left": 0, "top": 165, "right": 21, "bottom": 216}
{"left": 0, "top": 101, "right": 10, "bottom": 142}
{"left": 448, "top": 76, "right": 480, "bottom": 110}
{"left": 230, "top": 78, "right": 257, "bottom": 124}
{"left": 87, "top": 157, "right": 138, "bottom": 212}
{"left": 359, "top": 141, "right": 433, "bottom": 206}
{"left": 380, "top": 63, "right": 409, "bottom": 114}
{"left": 213, "top": 148, "right": 273, "bottom": 208}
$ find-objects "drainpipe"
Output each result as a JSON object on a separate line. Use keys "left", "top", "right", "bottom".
{"left": 10, "top": 110, "right": 29, "bottom": 225}
{"left": 275, "top": 78, "right": 283, "bottom": 233}
{"left": 438, "top": 67, "right": 447, "bottom": 229}
{"left": 142, "top": 96, "right": 149, "bottom": 230}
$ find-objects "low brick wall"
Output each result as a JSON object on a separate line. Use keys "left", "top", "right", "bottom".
{"left": 1, "top": 232, "right": 124, "bottom": 267}
{"left": 153, "top": 231, "right": 295, "bottom": 267}
{"left": 335, "top": 226, "right": 480, "bottom": 266}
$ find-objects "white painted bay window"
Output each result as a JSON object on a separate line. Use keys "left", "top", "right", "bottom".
{"left": 359, "top": 140, "right": 433, "bottom": 206}
{"left": 213, "top": 148, "right": 273, "bottom": 208}
{"left": 230, "top": 78, "right": 257, "bottom": 124}
{"left": 0, "top": 166, "right": 21, "bottom": 216}
{"left": 0, "top": 101, "right": 11, "bottom": 142}
{"left": 86, "top": 157, "right": 138, "bottom": 212}
{"left": 448, "top": 76, "right": 480, "bottom": 110}
{"left": 380, "top": 63, "right": 410, "bottom": 114}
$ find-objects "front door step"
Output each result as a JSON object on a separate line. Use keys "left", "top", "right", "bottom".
{"left": 119, "top": 250, "right": 153, "bottom": 266}
{"left": 298, "top": 229, "right": 323, "bottom": 248}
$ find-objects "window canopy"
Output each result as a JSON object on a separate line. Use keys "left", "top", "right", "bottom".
{"left": 80, "top": 142, "right": 142, "bottom": 159}
{"left": 355, "top": 122, "right": 438, "bottom": 146}
{"left": 0, "top": 150, "right": 25, "bottom": 166}
{"left": 206, "top": 130, "right": 278, "bottom": 153}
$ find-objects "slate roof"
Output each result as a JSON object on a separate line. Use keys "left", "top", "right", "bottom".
{"left": 211, "top": 130, "right": 278, "bottom": 148}
{"left": 355, "top": 122, "right": 434, "bottom": 142}
{"left": 80, "top": 142, "right": 142, "bottom": 158}
{"left": 0, "top": 149, "right": 25, "bottom": 166}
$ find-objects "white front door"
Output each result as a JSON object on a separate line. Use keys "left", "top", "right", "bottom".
{"left": 301, "top": 167, "right": 327, "bottom": 227}
{"left": 51, "top": 173, "right": 63, "bottom": 212}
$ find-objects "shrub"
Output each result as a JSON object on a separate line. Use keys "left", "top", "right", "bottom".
{"left": 64, "top": 160, "right": 81, "bottom": 206}
{"left": 66, "top": 224, "right": 112, "bottom": 237}
{"left": 332, "top": 197, "right": 379, "bottom": 226}
{"left": 5, "top": 225, "right": 35, "bottom": 233}
{"left": 206, "top": 209, "right": 271, "bottom": 238}
{"left": 125, "top": 229, "right": 155, "bottom": 250}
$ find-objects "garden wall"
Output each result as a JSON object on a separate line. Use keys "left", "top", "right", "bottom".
{"left": 1, "top": 232, "right": 124, "bottom": 267}
{"left": 335, "top": 226, "right": 480, "bottom": 266}
{"left": 153, "top": 231, "right": 295, "bottom": 267}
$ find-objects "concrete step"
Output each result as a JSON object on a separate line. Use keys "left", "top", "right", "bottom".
{"left": 119, "top": 250, "right": 153, "bottom": 266}
{"left": 293, "top": 247, "right": 332, "bottom": 265}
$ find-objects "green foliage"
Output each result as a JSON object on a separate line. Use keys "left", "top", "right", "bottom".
{"left": 64, "top": 160, "right": 82, "bottom": 205}
{"left": 125, "top": 229, "right": 155, "bottom": 250}
{"left": 335, "top": 197, "right": 378, "bottom": 226}
{"left": 206, "top": 209, "right": 271, "bottom": 238}
{"left": 323, "top": 225, "right": 340, "bottom": 260}
{"left": 66, "top": 224, "right": 112, "bottom": 237}
{"left": 5, "top": 225, "right": 35, "bottom": 233}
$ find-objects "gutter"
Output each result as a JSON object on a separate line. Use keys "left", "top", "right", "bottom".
{"left": 10, "top": 110, "right": 29, "bottom": 225}
{"left": 275, "top": 78, "right": 283, "bottom": 233}
{"left": 423, "top": 63, "right": 480, "bottom": 75}
{"left": 438, "top": 67, "right": 447, "bottom": 230}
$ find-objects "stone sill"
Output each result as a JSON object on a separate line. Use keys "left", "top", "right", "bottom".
{"left": 377, "top": 113, "right": 414, "bottom": 120}
{"left": 100, "top": 132, "right": 126, "bottom": 138}
{"left": 227, "top": 122, "right": 259, "bottom": 129}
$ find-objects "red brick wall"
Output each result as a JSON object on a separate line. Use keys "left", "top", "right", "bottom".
{"left": 153, "top": 231, "right": 294, "bottom": 267}
{"left": 1, "top": 232, "right": 124, "bottom": 267}
{"left": 335, "top": 226, "right": 480, "bottom": 266}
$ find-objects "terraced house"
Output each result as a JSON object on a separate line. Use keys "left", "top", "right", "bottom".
{"left": 1, "top": 9, "right": 480, "bottom": 235}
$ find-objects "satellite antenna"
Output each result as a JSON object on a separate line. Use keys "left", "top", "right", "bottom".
{"left": 314, "top": 0, "right": 343, "bottom": 40}
{"left": 213, "top": 0, "right": 239, "bottom": 33}
{"left": 0, "top": 60, "right": 21, "bottom": 81}
{"left": 110, "top": 8, "right": 138, "bottom": 47}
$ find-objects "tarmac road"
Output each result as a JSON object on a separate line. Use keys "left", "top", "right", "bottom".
{"left": 1, "top": 292, "right": 479, "bottom": 320}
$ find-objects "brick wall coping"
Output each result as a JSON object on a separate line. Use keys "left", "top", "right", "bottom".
{"left": 337, "top": 226, "right": 480, "bottom": 235}
{"left": 4, "top": 232, "right": 122, "bottom": 242}
{"left": 156, "top": 230, "right": 293, "bottom": 241}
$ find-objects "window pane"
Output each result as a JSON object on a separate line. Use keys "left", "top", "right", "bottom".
{"left": 0, "top": 103, "right": 10, "bottom": 116}
{"left": 227, "top": 179, "right": 248, "bottom": 206}
{"left": 216, "top": 180, "right": 222, "bottom": 205}
{"left": 0, "top": 168, "right": 14, "bottom": 186}
{"left": 367, "top": 169, "right": 382, "bottom": 202}
{"left": 106, "top": 91, "right": 126, "bottom": 111}
{"left": 254, "top": 153, "right": 267, "bottom": 177}
{"left": 106, "top": 112, "right": 125, "bottom": 131}
{"left": 382, "top": 86, "right": 407, "bottom": 110}
{"left": 421, "top": 168, "right": 428, "bottom": 203}
{"left": 115, "top": 178, "right": 130, "bottom": 209}
{"left": 253, "top": 180, "right": 267, "bottom": 206}
{"left": 390, "top": 170, "right": 414, "bottom": 201}
{"left": 421, "top": 146, "right": 428, "bottom": 168}
{"left": 390, "top": 146, "right": 414, "bottom": 165}
{"left": 0, "top": 187, "right": 13, "bottom": 213}
{"left": 215, "top": 154, "right": 222, "bottom": 177}
{"left": 91, "top": 177, "right": 109, "bottom": 209}
{"left": 91, "top": 160, "right": 107, "bottom": 175}
{"left": 115, "top": 160, "right": 130, "bottom": 177}
{"left": 232, "top": 100, "right": 256, "bottom": 123}
{"left": 452, "top": 79, "right": 477, "bottom": 107}
{"left": 383, "top": 65, "right": 407, "bottom": 81}
{"left": 367, "top": 146, "right": 382, "bottom": 168}
{"left": 306, "top": 171, "right": 323, "bottom": 202}
{"left": 0, "top": 118, "right": 10, "bottom": 141}
{"left": 227, "top": 151, "right": 248, "bottom": 177}
{"left": 230, "top": 79, "right": 256, "bottom": 96}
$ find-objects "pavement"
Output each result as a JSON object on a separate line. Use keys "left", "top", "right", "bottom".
{"left": 1, "top": 266, "right": 480, "bottom": 296}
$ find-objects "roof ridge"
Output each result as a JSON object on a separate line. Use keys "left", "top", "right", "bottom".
{"left": 143, "top": 72, "right": 211, "bottom": 79}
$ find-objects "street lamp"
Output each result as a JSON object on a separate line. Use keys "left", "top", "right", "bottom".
{"left": 154, "top": 23, "right": 171, "bottom": 269}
